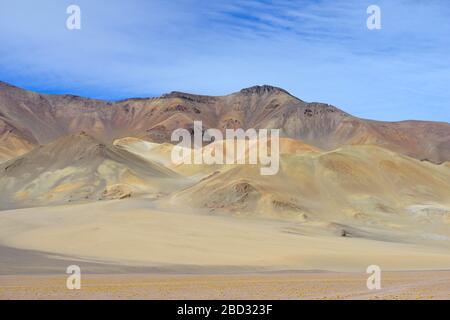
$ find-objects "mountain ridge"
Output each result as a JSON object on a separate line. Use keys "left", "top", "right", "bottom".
{"left": 1, "top": 81, "right": 450, "bottom": 164}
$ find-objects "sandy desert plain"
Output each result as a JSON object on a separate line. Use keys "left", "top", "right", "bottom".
{"left": 0, "top": 83, "right": 450, "bottom": 299}
{"left": 1, "top": 198, "right": 450, "bottom": 300}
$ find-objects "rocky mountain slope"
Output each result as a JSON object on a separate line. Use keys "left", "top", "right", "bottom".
{"left": 0, "top": 132, "right": 182, "bottom": 209}
{"left": 1, "top": 81, "right": 450, "bottom": 164}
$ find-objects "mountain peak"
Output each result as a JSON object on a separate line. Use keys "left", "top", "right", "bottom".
{"left": 239, "top": 85, "right": 291, "bottom": 96}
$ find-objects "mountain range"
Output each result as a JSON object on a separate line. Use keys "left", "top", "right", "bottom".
{"left": 1, "top": 80, "right": 450, "bottom": 272}
{"left": 2, "top": 81, "right": 450, "bottom": 164}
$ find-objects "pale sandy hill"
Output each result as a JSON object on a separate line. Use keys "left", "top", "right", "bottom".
{"left": 113, "top": 137, "right": 211, "bottom": 177}
{"left": 114, "top": 137, "right": 320, "bottom": 177}
{"left": 0, "top": 132, "right": 184, "bottom": 209}
{"left": 114, "top": 137, "right": 175, "bottom": 166}
{"left": 198, "top": 137, "right": 320, "bottom": 158}
{"left": 170, "top": 144, "right": 450, "bottom": 241}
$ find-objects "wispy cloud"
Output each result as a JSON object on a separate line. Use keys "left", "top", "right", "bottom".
{"left": 0, "top": 0, "right": 449, "bottom": 121}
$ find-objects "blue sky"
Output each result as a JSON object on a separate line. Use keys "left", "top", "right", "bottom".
{"left": 0, "top": 0, "right": 449, "bottom": 122}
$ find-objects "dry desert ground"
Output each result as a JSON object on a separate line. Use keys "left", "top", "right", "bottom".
{"left": 1, "top": 199, "right": 450, "bottom": 300}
